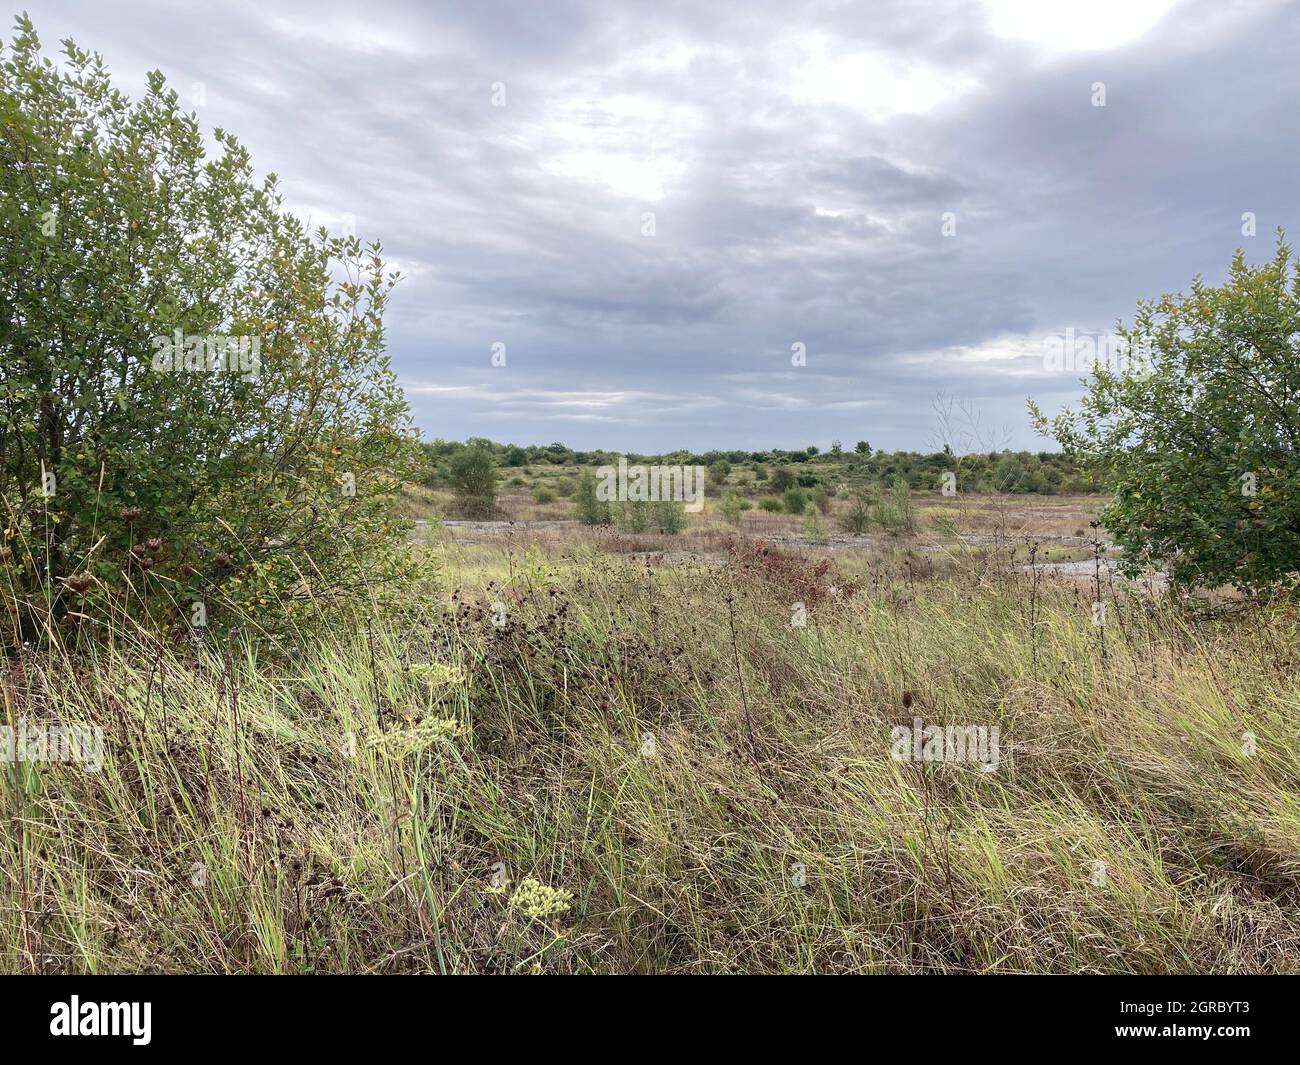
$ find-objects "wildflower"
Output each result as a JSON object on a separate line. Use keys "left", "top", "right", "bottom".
{"left": 409, "top": 662, "right": 466, "bottom": 689}
{"left": 366, "top": 716, "right": 461, "bottom": 756}
{"left": 507, "top": 877, "right": 574, "bottom": 920}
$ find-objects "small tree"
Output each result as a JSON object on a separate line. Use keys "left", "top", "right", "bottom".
{"left": 448, "top": 447, "right": 497, "bottom": 518}
{"left": 1032, "top": 235, "right": 1300, "bottom": 593}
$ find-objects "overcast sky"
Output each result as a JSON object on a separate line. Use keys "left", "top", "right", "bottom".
{"left": 27, "top": 0, "right": 1300, "bottom": 451}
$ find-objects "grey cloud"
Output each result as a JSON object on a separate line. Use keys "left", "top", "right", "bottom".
{"left": 26, "top": 0, "right": 1300, "bottom": 449}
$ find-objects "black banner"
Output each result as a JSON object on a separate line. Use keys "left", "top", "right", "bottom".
{"left": 0, "top": 975, "right": 1288, "bottom": 1052}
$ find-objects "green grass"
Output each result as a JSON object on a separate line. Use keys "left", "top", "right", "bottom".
{"left": 3, "top": 546, "right": 1299, "bottom": 973}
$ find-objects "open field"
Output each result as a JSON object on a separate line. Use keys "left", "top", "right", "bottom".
{"left": 4, "top": 497, "right": 1297, "bottom": 974}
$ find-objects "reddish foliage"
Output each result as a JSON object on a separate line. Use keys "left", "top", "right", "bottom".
{"left": 724, "top": 539, "right": 859, "bottom": 609}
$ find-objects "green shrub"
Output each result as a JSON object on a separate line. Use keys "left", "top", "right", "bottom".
{"left": 720, "top": 491, "right": 751, "bottom": 525}
{"left": 758, "top": 497, "right": 784, "bottom": 513}
{"left": 449, "top": 447, "right": 497, "bottom": 518}
{"left": 782, "top": 488, "right": 808, "bottom": 514}
{"left": 574, "top": 470, "right": 611, "bottom": 525}
{"left": 839, "top": 485, "right": 878, "bottom": 535}
{"left": 532, "top": 486, "right": 556, "bottom": 504}
{"left": 611, "top": 501, "right": 687, "bottom": 534}
{"left": 769, "top": 467, "right": 796, "bottom": 492}
{"left": 0, "top": 18, "right": 422, "bottom": 643}
{"left": 873, "top": 480, "right": 917, "bottom": 534}
{"left": 1033, "top": 235, "right": 1300, "bottom": 594}
{"left": 802, "top": 504, "right": 829, "bottom": 544}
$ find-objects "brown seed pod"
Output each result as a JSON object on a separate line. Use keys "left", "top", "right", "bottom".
{"left": 121, "top": 506, "right": 142, "bottom": 522}
{"left": 902, "top": 691, "right": 913, "bottom": 710}
{"left": 146, "top": 538, "right": 162, "bottom": 552}
{"left": 66, "top": 572, "right": 94, "bottom": 593}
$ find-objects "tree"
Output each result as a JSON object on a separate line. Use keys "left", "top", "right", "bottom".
{"left": 448, "top": 447, "right": 497, "bottom": 518}
{"left": 0, "top": 18, "right": 422, "bottom": 643}
{"left": 1032, "top": 234, "right": 1300, "bottom": 593}
{"left": 854, "top": 440, "right": 872, "bottom": 456}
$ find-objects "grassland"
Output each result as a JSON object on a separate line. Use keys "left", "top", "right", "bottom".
{"left": 3, "top": 496, "right": 1299, "bottom": 974}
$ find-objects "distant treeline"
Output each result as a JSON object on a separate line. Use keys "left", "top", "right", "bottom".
{"left": 419, "top": 438, "right": 1104, "bottom": 495}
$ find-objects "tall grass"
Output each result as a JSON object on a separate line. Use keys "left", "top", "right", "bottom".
{"left": 3, "top": 546, "right": 1298, "bottom": 973}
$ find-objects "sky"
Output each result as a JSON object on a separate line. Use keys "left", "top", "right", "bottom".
{"left": 24, "top": 0, "right": 1300, "bottom": 452}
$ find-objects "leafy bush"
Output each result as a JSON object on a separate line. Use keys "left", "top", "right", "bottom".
{"left": 768, "top": 467, "right": 796, "bottom": 492}
{"left": 720, "top": 491, "right": 751, "bottom": 525}
{"left": 532, "top": 486, "right": 556, "bottom": 504}
{"left": 1033, "top": 236, "right": 1300, "bottom": 594}
{"left": 611, "top": 501, "right": 686, "bottom": 534}
{"left": 873, "top": 480, "right": 917, "bottom": 534}
{"left": 838, "top": 485, "right": 877, "bottom": 535}
{"left": 811, "top": 487, "right": 832, "bottom": 514}
{"left": 0, "top": 18, "right": 422, "bottom": 643}
{"left": 802, "top": 504, "right": 829, "bottom": 544}
{"left": 449, "top": 447, "right": 497, "bottom": 518}
{"left": 574, "top": 470, "right": 611, "bottom": 525}
{"left": 782, "top": 488, "right": 808, "bottom": 514}
{"left": 758, "top": 497, "right": 784, "bottom": 513}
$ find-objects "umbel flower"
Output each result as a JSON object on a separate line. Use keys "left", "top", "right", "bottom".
{"left": 507, "top": 878, "right": 574, "bottom": 920}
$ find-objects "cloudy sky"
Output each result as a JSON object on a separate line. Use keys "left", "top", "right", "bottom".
{"left": 28, "top": 0, "right": 1300, "bottom": 451}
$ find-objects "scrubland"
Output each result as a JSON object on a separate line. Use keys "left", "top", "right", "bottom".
{"left": 4, "top": 502, "right": 1299, "bottom": 974}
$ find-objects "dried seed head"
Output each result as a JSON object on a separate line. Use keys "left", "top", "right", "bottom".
{"left": 66, "top": 572, "right": 94, "bottom": 593}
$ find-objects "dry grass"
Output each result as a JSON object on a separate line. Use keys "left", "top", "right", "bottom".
{"left": 3, "top": 532, "right": 1298, "bottom": 973}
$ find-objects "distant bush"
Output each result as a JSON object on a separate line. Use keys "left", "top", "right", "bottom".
{"left": 532, "top": 485, "right": 556, "bottom": 504}
{"left": 811, "top": 487, "right": 832, "bottom": 514}
{"left": 802, "top": 504, "right": 829, "bottom": 544}
{"left": 838, "top": 485, "right": 877, "bottom": 535}
{"left": 720, "top": 491, "right": 752, "bottom": 525}
{"left": 782, "top": 488, "right": 808, "bottom": 514}
{"left": 873, "top": 480, "right": 917, "bottom": 535}
{"left": 574, "top": 471, "right": 611, "bottom": 525}
{"left": 758, "top": 497, "right": 784, "bottom": 513}
{"left": 611, "top": 501, "right": 686, "bottom": 534}
{"left": 769, "top": 467, "right": 796, "bottom": 492}
{"left": 449, "top": 447, "right": 497, "bottom": 518}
